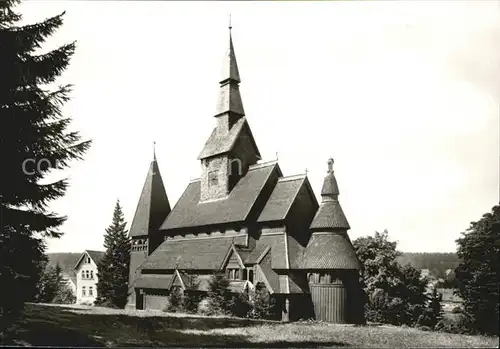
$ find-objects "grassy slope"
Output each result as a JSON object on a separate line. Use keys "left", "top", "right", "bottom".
{"left": 2, "top": 304, "right": 497, "bottom": 348}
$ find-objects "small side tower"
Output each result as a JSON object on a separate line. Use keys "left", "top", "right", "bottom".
{"left": 127, "top": 147, "right": 171, "bottom": 308}
{"left": 302, "top": 158, "right": 364, "bottom": 324}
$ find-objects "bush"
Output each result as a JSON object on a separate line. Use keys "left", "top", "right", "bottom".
{"left": 183, "top": 291, "right": 204, "bottom": 314}
{"left": 435, "top": 314, "right": 473, "bottom": 334}
{"left": 197, "top": 298, "right": 211, "bottom": 315}
{"left": 248, "top": 284, "right": 276, "bottom": 320}
{"left": 452, "top": 306, "right": 462, "bottom": 314}
{"left": 166, "top": 287, "right": 184, "bottom": 313}
{"left": 229, "top": 292, "right": 252, "bottom": 318}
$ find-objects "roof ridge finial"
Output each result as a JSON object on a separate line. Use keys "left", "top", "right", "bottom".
{"left": 153, "top": 141, "right": 157, "bottom": 161}
{"left": 229, "top": 13, "right": 232, "bottom": 31}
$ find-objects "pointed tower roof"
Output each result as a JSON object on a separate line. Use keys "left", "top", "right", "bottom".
{"left": 129, "top": 154, "right": 171, "bottom": 237}
{"left": 310, "top": 158, "right": 350, "bottom": 230}
{"left": 215, "top": 25, "right": 245, "bottom": 117}
{"left": 301, "top": 158, "right": 360, "bottom": 270}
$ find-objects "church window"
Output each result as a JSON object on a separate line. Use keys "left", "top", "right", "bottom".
{"left": 89, "top": 286, "right": 93, "bottom": 296}
{"left": 208, "top": 171, "right": 218, "bottom": 187}
{"left": 249, "top": 270, "right": 254, "bottom": 283}
{"left": 235, "top": 269, "right": 240, "bottom": 280}
{"left": 82, "top": 286, "right": 86, "bottom": 296}
{"left": 242, "top": 269, "right": 247, "bottom": 280}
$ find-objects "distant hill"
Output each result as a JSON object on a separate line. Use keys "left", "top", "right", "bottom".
{"left": 46, "top": 253, "right": 81, "bottom": 275}
{"left": 397, "top": 252, "right": 459, "bottom": 278}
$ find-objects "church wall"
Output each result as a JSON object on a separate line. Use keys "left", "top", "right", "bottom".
{"left": 229, "top": 125, "right": 259, "bottom": 187}
{"left": 127, "top": 237, "right": 149, "bottom": 307}
{"left": 200, "top": 156, "right": 229, "bottom": 201}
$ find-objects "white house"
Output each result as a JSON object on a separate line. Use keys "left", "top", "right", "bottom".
{"left": 74, "top": 250, "right": 105, "bottom": 305}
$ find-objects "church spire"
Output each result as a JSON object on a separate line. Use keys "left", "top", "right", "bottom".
{"left": 309, "top": 158, "right": 350, "bottom": 230}
{"left": 215, "top": 21, "right": 244, "bottom": 117}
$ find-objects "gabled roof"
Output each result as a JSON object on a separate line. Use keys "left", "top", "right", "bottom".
{"left": 257, "top": 175, "right": 318, "bottom": 223}
{"left": 160, "top": 162, "right": 281, "bottom": 230}
{"left": 301, "top": 232, "right": 360, "bottom": 270}
{"left": 73, "top": 250, "right": 105, "bottom": 270}
{"left": 220, "top": 244, "right": 246, "bottom": 270}
{"left": 129, "top": 159, "right": 171, "bottom": 237}
{"left": 198, "top": 117, "right": 261, "bottom": 161}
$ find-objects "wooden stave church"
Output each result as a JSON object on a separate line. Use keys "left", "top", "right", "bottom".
{"left": 126, "top": 27, "right": 364, "bottom": 324}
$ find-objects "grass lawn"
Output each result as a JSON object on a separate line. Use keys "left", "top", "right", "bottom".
{"left": 1, "top": 303, "right": 498, "bottom": 347}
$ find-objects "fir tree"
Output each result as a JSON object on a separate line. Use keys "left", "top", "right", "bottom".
{"left": 0, "top": 0, "right": 90, "bottom": 334}
{"left": 206, "top": 272, "right": 232, "bottom": 315}
{"left": 455, "top": 204, "right": 500, "bottom": 335}
{"left": 95, "top": 200, "right": 130, "bottom": 309}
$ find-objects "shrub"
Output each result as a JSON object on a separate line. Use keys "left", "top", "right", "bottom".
{"left": 435, "top": 314, "right": 474, "bottom": 334}
{"left": 451, "top": 306, "right": 462, "bottom": 314}
{"left": 166, "top": 287, "right": 184, "bottom": 313}
{"left": 248, "top": 284, "right": 276, "bottom": 320}
{"left": 197, "top": 298, "right": 211, "bottom": 315}
{"left": 229, "top": 292, "right": 252, "bottom": 318}
{"left": 183, "top": 291, "right": 204, "bottom": 314}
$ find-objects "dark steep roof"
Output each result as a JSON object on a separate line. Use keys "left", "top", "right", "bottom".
{"left": 198, "top": 118, "right": 261, "bottom": 160}
{"left": 129, "top": 159, "right": 171, "bottom": 237}
{"left": 310, "top": 201, "right": 350, "bottom": 230}
{"left": 301, "top": 233, "right": 360, "bottom": 270}
{"left": 160, "top": 162, "right": 280, "bottom": 230}
{"left": 257, "top": 175, "right": 306, "bottom": 222}
{"left": 141, "top": 235, "right": 246, "bottom": 270}
{"left": 47, "top": 253, "right": 80, "bottom": 274}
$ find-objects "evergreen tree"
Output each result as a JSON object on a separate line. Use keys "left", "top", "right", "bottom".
{"left": 206, "top": 272, "right": 232, "bottom": 315}
{"left": 0, "top": 0, "right": 90, "bottom": 334}
{"left": 95, "top": 200, "right": 130, "bottom": 309}
{"left": 455, "top": 204, "right": 500, "bottom": 335}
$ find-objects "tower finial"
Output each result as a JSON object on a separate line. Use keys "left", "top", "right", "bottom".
{"left": 327, "top": 158, "right": 334, "bottom": 173}
{"left": 229, "top": 14, "right": 232, "bottom": 30}
{"left": 153, "top": 141, "right": 157, "bottom": 161}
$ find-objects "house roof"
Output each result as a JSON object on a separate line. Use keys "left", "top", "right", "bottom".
{"left": 141, "top": 236, "right": 244, "bottom": 270}
{"left": 129, "top": 159, "right": 171, "bottom": 237}
{"left": 257, "top": 175, "right": 307, "bottom": 222}
{"left": 160, "top": 162, "right": 280, "bottom": 230}
{"left": 74, "top": 250, "right": 105, "bottom": 270}
{"left": 301, "top": 233, "right": 360, "bottom": 270}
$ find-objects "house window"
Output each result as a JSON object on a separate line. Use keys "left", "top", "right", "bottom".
{"left": 208, "top": 171, "right": 218, "bottom": 187}
{"left": 81, "top": 271, "right": 85, "bottom": 279}
{"left": 86, "top": 257, "right": 91, "bottom": 264}
{"left": 90, "top": 270, "right": 94, "bottom": 279}
{"left": 89, "top": 286, "right": 93, "bottom": 296}
{"left": 82, "top": 286, "right": 86, "bottom": 296}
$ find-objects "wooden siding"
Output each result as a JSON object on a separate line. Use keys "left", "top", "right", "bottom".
{"left": 144, "top": 293, "right": 169, "bottom": 311}
{"left": 310, "top": 280, "right": 347, "bottom": 323}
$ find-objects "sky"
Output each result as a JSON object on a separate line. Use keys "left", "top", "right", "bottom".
{"left": 16, "top": 1, "right": 499, "bottom": 253}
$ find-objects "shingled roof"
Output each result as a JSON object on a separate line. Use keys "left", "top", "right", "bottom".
{"left": 160, "top": 162, "right": 281, "bottom": 230}
{"left": 257, "top": 175, "right": 307, "bottom": 223}
{"left": 301, "top": 233, "right": 360, "bottom": 270}
{"left": 310, "top": 158, "right": 349, "bottom": 230}
{"left": 129, "top": 158, "right": 171, "bottom": 237}
{"left": 134, "top": 274, "right": 173, "bottom": 289}
{"left": 198, "top": 117, "right": 261, "bottom": 160}
{"left": 140, "top": 235, "right": 246, "bottom": 270}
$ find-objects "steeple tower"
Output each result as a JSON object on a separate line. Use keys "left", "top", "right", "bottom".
{"left": 197, "top": 22, "right": 261, "bottom": 202}
{"left": 215, "top": 23, "right": 245, "bottom": 130}
{"left": 310, "top": 158, "right": 349, "bottom": 229}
